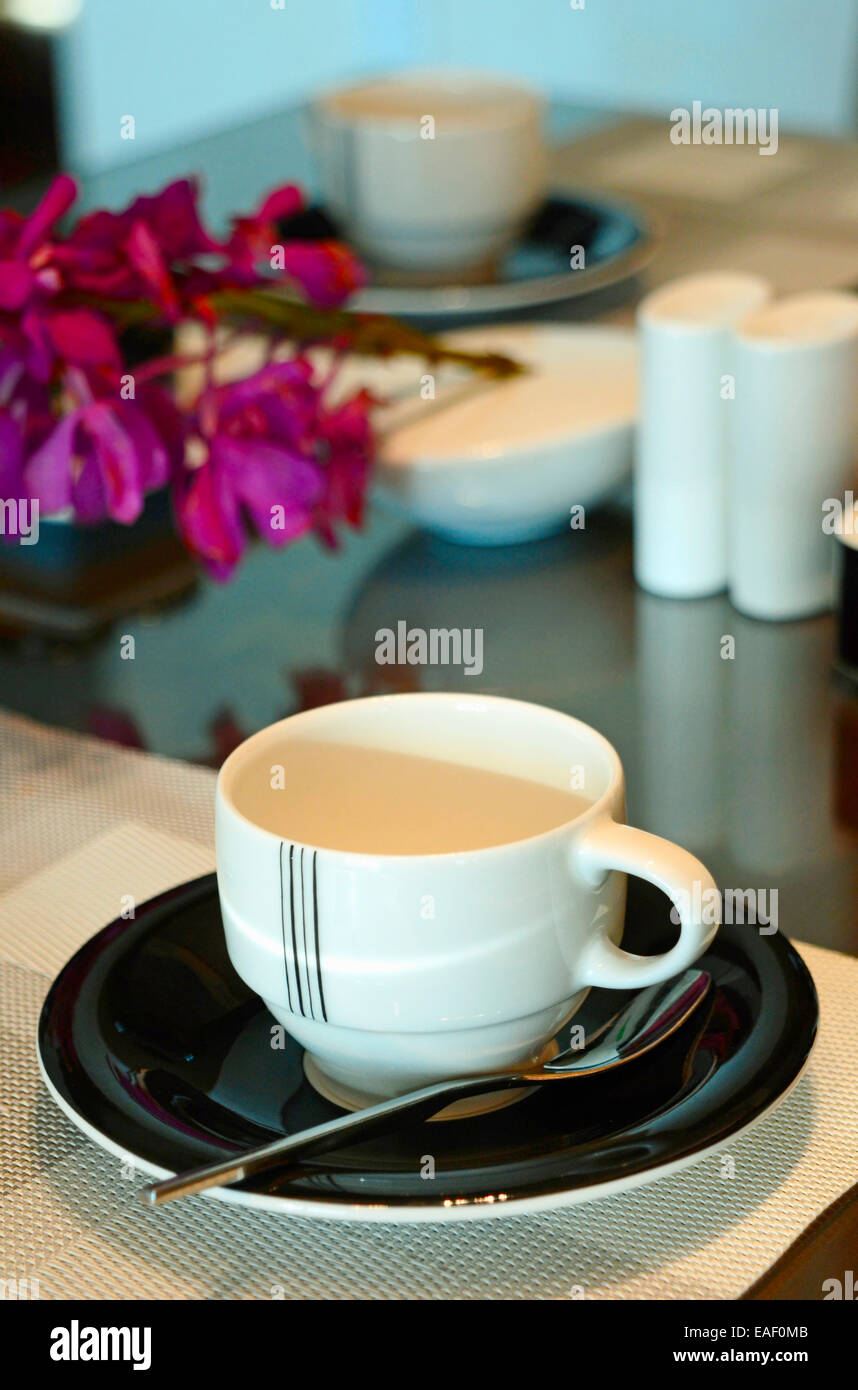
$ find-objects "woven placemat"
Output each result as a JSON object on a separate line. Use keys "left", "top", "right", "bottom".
{"left": 0, "top": 711, "right": 854, "bottom": 1300}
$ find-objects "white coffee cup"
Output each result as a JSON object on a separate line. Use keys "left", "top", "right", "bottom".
{"left": 216, "top": 693, "right": 719, "bottom": 1105}
{"left": 308, "top": 69, "right": 547, "bottom": 278}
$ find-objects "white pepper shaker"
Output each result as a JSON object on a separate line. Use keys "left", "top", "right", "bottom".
{"left": 729, "top": 292, "right": 858, "bottom": 621}
{"left": 635, "top": 272, "right": 772, "bottom": 598}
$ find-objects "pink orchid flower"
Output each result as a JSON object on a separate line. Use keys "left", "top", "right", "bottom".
{"left": 222, "top": 184, "right": 366, "bottom": 305}
{"left": 24, "top": 374, "right": 174, "bottom": 524}
{"left": 1, "top": 172, "right": 375, "bottom": 573}
{"left": 0, "top": 175, "right": 121, "bottom": 382}
{"left": 172, "top": 358, "right": 372, "bottom": 579}
{"left": 0, "top": 174, "right": 74, "bottom": 312}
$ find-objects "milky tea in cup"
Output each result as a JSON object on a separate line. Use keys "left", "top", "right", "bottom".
{"left": 230, "top": 737, "right": 590, "bottom": 854}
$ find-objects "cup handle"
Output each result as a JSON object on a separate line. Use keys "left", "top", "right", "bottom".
{"left": 572, "top": 818, "right": 720, "bottom": 988}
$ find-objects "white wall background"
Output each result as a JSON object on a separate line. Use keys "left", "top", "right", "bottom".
{"left": 57, "top": 0, "right": 858, "bottom": 172}
{"left": 56, "top": 0, "right": 415, "bottom": 170}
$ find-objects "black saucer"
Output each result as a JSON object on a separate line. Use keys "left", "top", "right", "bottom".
{"left": 37, "top": 875, "right": 817, "bottom": 1221}
{"left": 276, "top": 193, "right": 657, "bottom": 323}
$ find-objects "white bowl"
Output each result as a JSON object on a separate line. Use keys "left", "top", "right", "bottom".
{"left": 375, "top": 323, "right": 638, "bottom": 545}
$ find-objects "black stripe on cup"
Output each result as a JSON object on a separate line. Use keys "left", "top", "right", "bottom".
{"left": 312, "top": 851, "right": 327, "bottom": 1022}
{"left": 279, "top": 843, "right": 327, "bottom": 1022}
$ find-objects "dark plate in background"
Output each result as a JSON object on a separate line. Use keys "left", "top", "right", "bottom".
{"left": 277, "top": 192, "right": 658, "bottom": 324}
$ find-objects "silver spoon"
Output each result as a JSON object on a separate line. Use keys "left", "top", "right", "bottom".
{"left": 144, "top": 967, "right": 712, "bottom": 1208}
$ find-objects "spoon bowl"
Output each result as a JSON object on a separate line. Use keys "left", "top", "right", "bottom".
{"left": 145, "top": 968, "right": 712, "bottom": 1208}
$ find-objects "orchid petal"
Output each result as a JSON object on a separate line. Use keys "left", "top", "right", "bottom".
{"left": 126, "top": 179, "right": 220, "bottom": 258}
{"left": 125, "top": 219, "right": 181, "bottom": 319}
{"left": 278, "top": 240, "right": 367, "bottom": 307}
{"left": 16, "top": 174, "right": 77, "bottom": 257}
{"left": 173, "top": 460, "right": 245, "bottom": 579}
{"left": 0, "top": 410, "right": 24, "bottom": 494}
{"left": 84, "top": 405, "right": 144, "bottom": 523}
{"left": 23, "top": 413, "right": 79, "bottom": 514}
{"left": 119, "top": 404, "right": 170, "bottom": 492}
{"left": 71, "top": 453, "right": 108, "bottom": 524}
{"left": 0, "top": 260, "right": 36, "bottom": 311}
{"left": 47, "top": 309, "right": 120, "bottom": 368}
{"left": 255, "top": 184, "right": 303, "bottom": 222}
{"left": 213, "top": 436, "right": 322, "bottom": 544}
{"left": 21, "top": 310, "right": 55, "bottom": 382}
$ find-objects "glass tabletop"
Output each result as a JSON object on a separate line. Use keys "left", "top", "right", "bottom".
{"left": 1, "top": 498, "right": 856, "bottom": 956}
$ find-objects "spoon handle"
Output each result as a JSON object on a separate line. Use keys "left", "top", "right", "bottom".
{"left": 143, "top": 1070, "right": 524, "bottom": 1207}
{"left": 144, "top": 969, "right": 711, "bottom": 1208}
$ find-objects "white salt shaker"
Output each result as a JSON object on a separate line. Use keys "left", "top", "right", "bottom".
{"left": 729, "top": 292, "right": 858, "bottom": 621}
{"left": 635, "top": 272, "right": 772, "bottom": 598}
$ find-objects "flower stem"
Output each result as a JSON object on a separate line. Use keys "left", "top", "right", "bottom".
{"left": 210, "top": 288, "right": 524, "bottom": 376}
{"left": 73, "top": 288, "right": 525, "bottom": 377}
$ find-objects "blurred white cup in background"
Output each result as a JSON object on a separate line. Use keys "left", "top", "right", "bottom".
{"left": 308, "top": 69, "right": 547, "bottom": 279}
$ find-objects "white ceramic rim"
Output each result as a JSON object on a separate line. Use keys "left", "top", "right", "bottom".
{"left": 36, "top": 1043, "right": 813, "bottom": 1225}
{"left": 311, "top": 67, "right": 543, "bottom": 132}
{"left": 735, "top": 291, "right": 858, "bottom": 350}
{"left": 637, "top": 271, "right": 771, "bottom": 335}
{"left": 216, "top": 692, "right": 624, "bottom": 864}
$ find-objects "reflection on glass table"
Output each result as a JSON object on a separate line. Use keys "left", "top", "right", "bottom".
{"left": 1, "top": 503, "right": 856, "bottom": 956}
